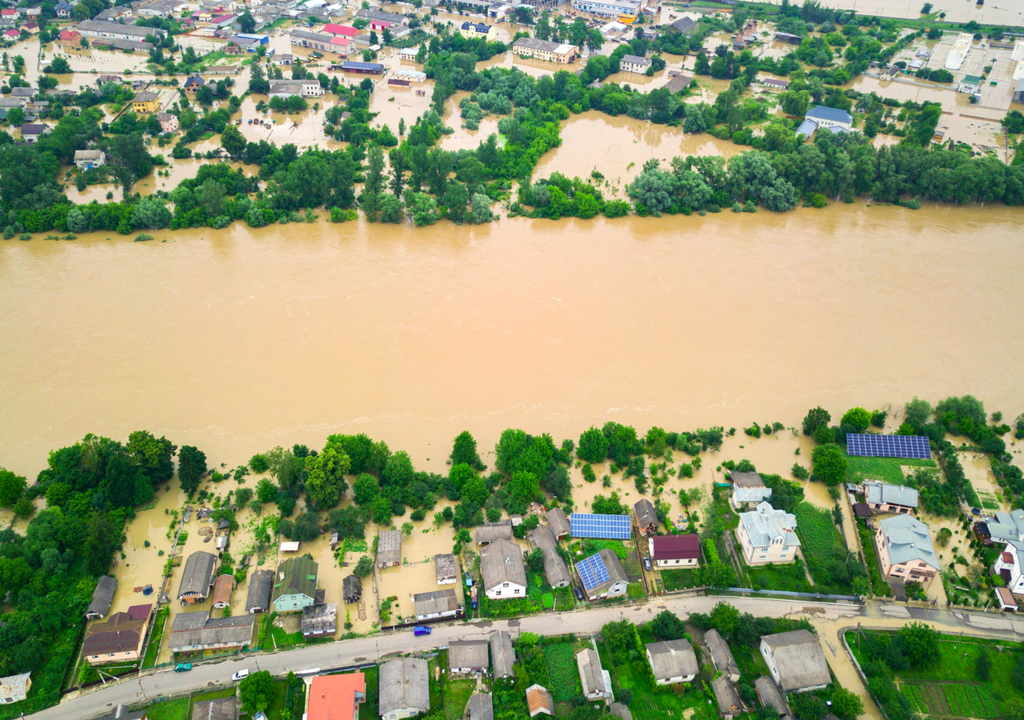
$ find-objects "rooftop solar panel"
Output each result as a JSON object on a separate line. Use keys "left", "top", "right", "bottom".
{"left": 341, "top": 61, "right": 384, "bottom": 71}
{"left": 570, "top": 513, "right": 631, "bottom": 539}
{"left": 847, "top": 434, "right": 931, "bottom": 459}
{"left": 576, "top": 553, "right": 610, "bottom": 590}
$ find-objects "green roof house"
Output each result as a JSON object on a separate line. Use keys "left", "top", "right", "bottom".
{"left": 272, "top": 557, "right": 318, "bottom": 612}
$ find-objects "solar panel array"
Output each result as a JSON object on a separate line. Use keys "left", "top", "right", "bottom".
{"left": 570, "top": 513, "right": 631, "bottom": 539}
{"left": 576, "top": 553, "right": 610, "bottom": 590}
{"left": 847, "top": 434, "right": 931, "bottom": 459}
{"left": 341, "top": 61, "right": 384, "bottom": 72}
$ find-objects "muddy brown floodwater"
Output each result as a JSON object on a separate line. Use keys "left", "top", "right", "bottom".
{"left": 1, "top": 205, "right": 1023, "bottom": 481}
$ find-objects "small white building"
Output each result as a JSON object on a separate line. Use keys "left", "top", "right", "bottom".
{"left": 759, "top": 630, "right": 831, "bottom": 694}
{"left": 74, "top": 148, "right": 105, "bottom": 170}
{"left": 619, "top": 54, "right": 651, "bottom": 74}
{"left": 805, "top": 105, "right": 852, "bottom": 131}
{"left": 645, "top": 639, "right": 698, "bottom": 685}
{"left": 480, "top": 538, "right": 527, "bottom": 600}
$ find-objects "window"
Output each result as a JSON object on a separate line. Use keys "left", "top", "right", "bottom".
{"left": 779, "top": 554, "right": 787, "bottom": 559}
{"left": 514, "top": 589, "right": 520, "bottom": 595}
{"left": 503, "top": 582, "right": 508, "bottom": 587}
{"left": 758, "top": 555, "right": 766, "bottom": 560}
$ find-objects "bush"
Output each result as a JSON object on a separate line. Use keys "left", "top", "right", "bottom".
{"left": 792, "top": 463, "right": 810, "bottom": 480}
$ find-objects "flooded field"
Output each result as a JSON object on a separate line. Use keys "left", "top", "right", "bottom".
{"left": 757, "top": 0, "right": 1024, "bottom": 25}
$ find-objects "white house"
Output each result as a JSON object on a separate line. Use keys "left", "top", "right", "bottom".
{"left": 805, "top": 105, "right": 853, "bottom": 130}
{"left": 619, "top": 54, "right": 651, "bottom": 74}
{"left": 735, "top": 501, "right": 800, "bottom": 566}
{"left": 759, "top": 630, "right": 831, "bottom": 694}
{"left": 645, "top": 639, "right": 698, "bottom": 685}
{"left": 730, "top": 471, "right": 771, "bottom": 510}
{"left": 994, "top": 540, "right": 1024, "bottom": 594}
{"left": 480, "top": 538, "right": 527, "bottom": 600}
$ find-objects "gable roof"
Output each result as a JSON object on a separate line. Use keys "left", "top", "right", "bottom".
{"left": 377, "top": 529, "right": 402, "bottom": 564}
{"left": 480, "top": 538, "right": 527, "bottom": 591}
{"left": 273, "top": 556, "right": 318, "bottom": 602}
{"left": 621, "top": 53, "right": 651, "bottom": 66}
{"left": 877, "top": 514, "right": 938, "bottom": 569}
{"left": 528, "top": 525, "right": 571, "bottom": 587}
{"left": 712, "top": 676, "right": 742, "bottom": 714}
{"left": 761, "top": 630, "right": 830, "bottom": 692}
{"left": 547, "top": 508, "right": 571, "bottom": 537}
{"left": 476, "top": 520, "right": 513, "bottom": 544}
{"left": 467, "top": 694, "right": 494, "bottom": 720}
{"left": 670, "top": 16, "right": 697, "bottom": 34}
{"left": 380, "top": 658, "right": 429, "bottom": 715}
{"left": 88, "top": 575, "right": 117, "bottom": 617}
{"left": 246, "top": 569, "right": 274, "bottom": 611}
{"left": 211, "top": 574, "right": 236, "bottom": 605}
{"left": 490, "top": 631, "right": 515, "bottom": 678}
{"left": 578, "top": 548, "right": 628, "bottom": 595}
{"left": 806, "top": 105, "right": 852, "bottom": 125}
{"left": 179, "top": 551, "right": 218, "bottom": 597}
{"left": 309, "top": 673, "right": 365, "bottom": 720}
{"left": 0, "top": 673, "right": 32, "bottom": 704}
{"left": 740, "top": 502, "right": 800, "bottom": 549}
{"left": 754, "top": 677, "right": 790, "bottom": 716}
{"left": 168, "top": 611, "right": 255, "bottom": 651}
{"left": 413, "top": 588, "right": 458, "bottom": 616}
{"left": 646, "top": 639, "right": 698, "bottom": 680}
{"left": 450, "top": 640, "right": 489, "bottom": 670}
{"left": 705, "top": 629, "right": 740, "bottom": 678}
{"left": 633, "top": 499, "right": 658, "bottom": 529}
{"left": 866, "top": 483, "right": 918, "bottom": 508}
{"left": 82, "top": 607, "right": 150, "bottom": 655}
{"left": 577, "top": 648, "right": 608, "bottom": 697}
{"left": 343, "top": 574, "right": 363, "bottom": 602}
{"left": 731, "top": 470, "right": 764, "bottom": 488}
{"left": 651, "top": 534, "right": 700, "bottom": 561}
{"left": 526, "top": 684, "right": 554, "bottom": 716}
{"left": 323, "top": 23, "right": 359, "bottom": 36}
{"left": 192, "top": 696, "right": 238, "bottom": 720}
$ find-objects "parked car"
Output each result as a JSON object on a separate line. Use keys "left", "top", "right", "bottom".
{"left": 414, "top": 626, "right": 432, "bottom": 636}
{"left": 573, "top": 584, "right": 583, "bottom": 600}
{"left": 643, "top": 557, "right": 652, "bottom": 571}
{"left": 174, "top": 663, "right": 192, "bottom": 672}
{"left": 232, "top": 669, "right": 250, "bottom": 681}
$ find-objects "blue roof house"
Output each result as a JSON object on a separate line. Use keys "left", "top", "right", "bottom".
{"left": 805, "top": 105, "right": 853, "bottom": 130}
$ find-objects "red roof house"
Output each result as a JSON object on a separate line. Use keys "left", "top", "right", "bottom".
{"left": 323, "top": 23, "right": 360, "bottom": 37}
{"left": 649, "top": 534, "right": 701, "bottom": 569}
{"left": 308, "top": 673, "right": 366, "bottom": 720}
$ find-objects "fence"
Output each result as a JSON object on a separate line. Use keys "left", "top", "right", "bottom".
{"left": 722, "top": 587, "right": 862, "bottom": 602}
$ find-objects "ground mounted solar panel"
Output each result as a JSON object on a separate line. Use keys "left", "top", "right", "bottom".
{"left": 576, "top": 553, "right": 610, "bottom": 590}
{"left": 570, "top": 513, "right": 631, "bottom": 539}
{"left": 847, "top": 434, "right": 931, "bottom": 459}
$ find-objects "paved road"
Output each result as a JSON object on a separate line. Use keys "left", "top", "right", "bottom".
{"left": 30, "top": 595, "right": 1024, "bottom": 720}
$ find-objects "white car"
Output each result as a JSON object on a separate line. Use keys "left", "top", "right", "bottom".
{"left": 232, "top": 669, "right": 250, "bottom": 682}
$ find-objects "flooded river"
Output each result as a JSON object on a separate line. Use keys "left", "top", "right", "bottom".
{"left": 1, "top": 205, "right": 1023, "bottom": 480}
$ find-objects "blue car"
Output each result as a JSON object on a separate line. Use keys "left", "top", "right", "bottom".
{"left": 414, "top": 626, "right": 432, "bottom": 636}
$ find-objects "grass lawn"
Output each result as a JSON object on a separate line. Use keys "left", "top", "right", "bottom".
{"left": 857, "top": 525, "right": 893, "bottom": 597}
{"left": 580, "top": 539, "right": 630, "bottom": 559}
{"left": 845, "top": 454, "right": 936, "bottom": 486}
{"left": 479, "top": 573, "right": 548, "bottom": 618}
{"left": 792, "top": 502, "right": 857, "bottom": 594}
{"left": 848, "top": 631, "right": 1024, "bottom": 718}
{"left": 428, "top": 653, "right": 444, "bottom": 711}
{"left": 661, "top": 568, "right": 702, "bottom": 591}
{"left": 143, "top": 607, "right": 170, "bottom": 669}
{"left": 442, "top": 678, "right": 476, "bottom": 720}
{"left": 144, "top": 698, "right": 190, "bottom": 720}
{"left": 543, "top": 642, "right": 581, "bottom": 702}
{"left": 262, "top": 680, "right": 290, "bottom": 720}
{"left": 357, "top": 666, "right": 379, "bottom": 720}
{"left": 745, "top": 559, "right": 812, "bottom": 593}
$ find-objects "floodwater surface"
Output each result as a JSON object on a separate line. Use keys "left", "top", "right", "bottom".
{"left": 1, "top": 206, "right": 1023, "bottom": 481}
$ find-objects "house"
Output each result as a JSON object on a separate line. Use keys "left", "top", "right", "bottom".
{"left": 309, "top": 673, "right": 365, "bottom": 720}
{"left": 665, "top": 74, "right": 695, "bottom": 93}
{"left": 528, "top": 525, "right": 571, "bottom": 588}
{"left": 705, "top": 629, "right": 740, "bottom": 683}
{"left": 577, "top": 648, "right": 612, "bottom": 701}
{"left": 976, "top": 509, "right": 1024, "bottom": 544}
{"left": 377, "top": 530, "right": 402, "bottom": 568}
{"left": 476, "top": 520, "right": 513, "bottom": 545}
{"left": 490, "top": 631, "right": 515, "bottom": 679}
{"left": 356, "top": 8, "right": 409, "bottom": 31}
{"left": 192, "top": 696, "right": 238, "bottom": 720}
{"left": 0, "top": 673, "right": 31, "bottom": 705}
{"left": 413, "top": 588, "right": 460, "bottom": 621}
{"left": 736, "top": 501, "right": 800, "bottom": 566}
{"left": 211, "top": 575, "right": 236, "bottom": 609}
{"left": 994, "top": 540, "right": 1024, "bottom": 593}
{"left": 58, "top": 29, "right": 82, "bottom": 47}
{"left": 10, "top": 88, "right": 34, "bottom": 99}
{"left": 997, "top": 586, "right": 1018, "bottom": 611}
{"left": 633, "top": 498, "right": 658, "bottom": 535}
{"left": 74, "top": 148, "right": 105, "bottom": 171}
{"left": 526, "top": 685, "right": 554, "bottom": 717}
{"left": 343, "top": 574, "right": 363, "bottom": 604}
{"left": 434, "top": 553, "right": 457, "bottom": 584}
{"left": 1014, "top": 78, "right": 1024, "bottom": 104}
{"left": 480, "top": 539, "right": 528, "bottom": 600}
{"left": 882, "top": 63, "right": 901, "bottom": 79}
{"left": 577, "top": 549, "right": 629, "bottom": 601}
{"left": 645, "top": 639, "right": 698, "bottom": 685}
{"left": 711, "top": 676, "right": 742, "bottom": 719}
{"left": 649, "top": 534, "right": 700, "bottom": 569}
{"left": 760, "top": 630, "right": 831, "bottom": 694}
{"left": 132, "top": 91, "right": 161, "bottom": 114}
{"left": 87, "top": 575, "right": 117, "bottom": 620}
{"left": 301, "top": 603, "right": 337, "bottom": 638}
{"left": 323, "top": 23, "right": 360, "bottom": 37}
{"left": 958, "top": 74, "right": 983, "bottom": 94}
{"left": 547, "top": 508, "right": 571, "bottom": 539}
{"left": 865, "top": 482, "right": 919, "bottom": 515}
{"left": 460, "top": 22, "right": 495, "bottom": 41}
{"left": 290, "top": 29, "right": 341, "bottom": 55}
{"left": 875, "top": 514, "right": 940, "bottom": 584}
{"left": 774, "top": 31, "right": 803, "bottom": 44}
{"left": 269, "top": 79, "right": 325, "bottom": 98}
{"left": 512, "top": 38, "right": 577, "bottom": 64}
{"left": 19, "top": 123, "right": 48, "bottom": 143}
{"left": 82, "top": 604, "right": 151, "bottom": 665}
{"left": 730, "top": 471, "right": 771, "bottom": 510}
{"left": 183, "top": 75, "right": 205, "bottom": 95}
{"left": 55, "top": 1, "right": 74, "bottom": 18}
{"left": 667, "top": 16, "right": 698, "bottom": 36}
{"left": 759, "top": 77, "right": 788, "bottom": 91}
{"left": 97, "top": 74, "right": 122, "bottom": 87}
{"left": 572, "top": 0, "right": 640, "bottom": 18}
{"left": 22, "top": 22, "right": 39, "bottom": 34}
{"left": 340, "top": 61, "right": 385, "bottom": 75}
{"left": 755, "top": 676, "right": 791, "bottom": 718}
{"left": 178, "top": 551, "right": 218, "bottom": 604}
{"left": 805, "top": 105, "right": 852, "bottom": 130}
{"left": 246, "top": 569, "right": 274, "bottom": 613}
{"left": 157, "top": 112, "right": 179, "bottom": 133}
{"left": 379, "top": 657, "right": 430, "bottom": 720}
{"left": 466, "top": 694, "right": 493, "bottom": 720}
{"left": 449, "top": 640, "right": 489, "bottom": 674}
{"left": 273, "top": 557, "right": 318, "bottom": 613}
{"left": 167, "top": 611, "right": 256, "bottom": 653}
{"left": 620, "top": 54, "right": 652, "bottom": 74}
{"left": 77, "top": 20, "right": 167, "bottom": 43}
